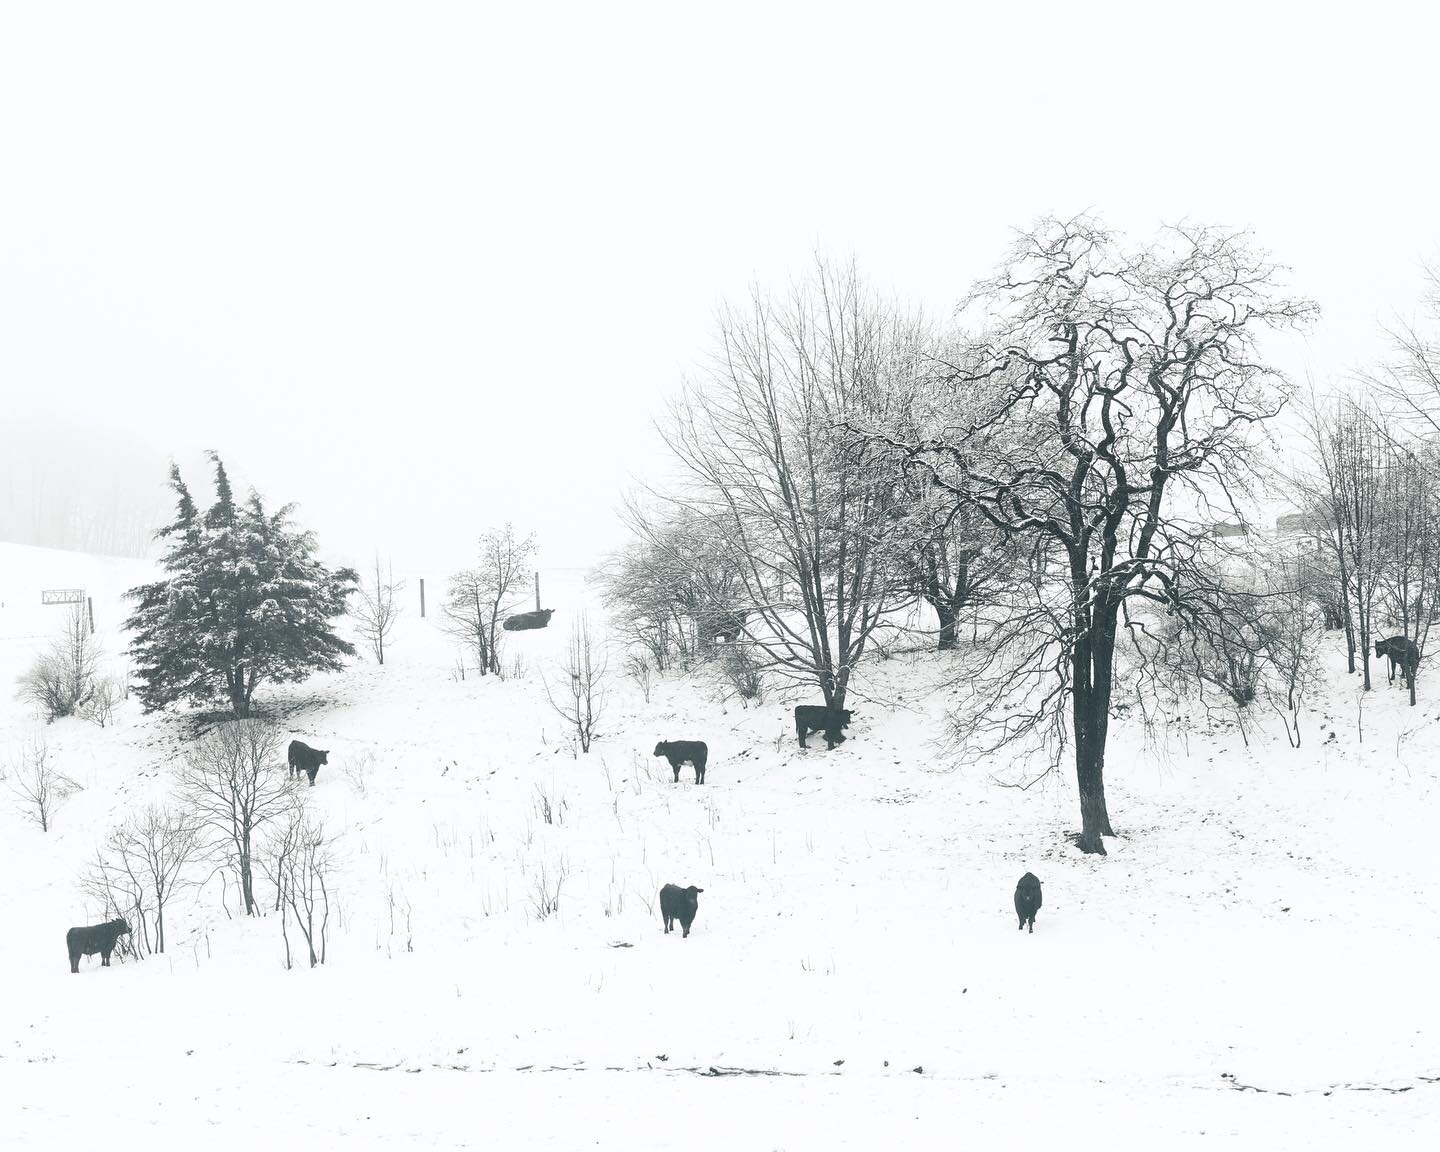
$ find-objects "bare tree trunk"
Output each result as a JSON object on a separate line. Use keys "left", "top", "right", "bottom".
{"left": 1070, "top": 606, "right": 1118, "bottom": 854}
{"left": 934, "top": 602, "right": 958, "bottom": 651}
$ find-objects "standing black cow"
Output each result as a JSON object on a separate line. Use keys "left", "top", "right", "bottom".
{"left": 794, "top": 705, "right": 851, "bottom": 750}
{"left": 659, "top": 884, "right": 704, "bottom": 938}
{"left": 654, "top": 740, "right": 708, "bottom": 784}
{"left": 1014, "top": 873, "right": 1043, "bottom": 934}
{"left": 66, "top": 918, "right": 131, "bottom": 973}
{"left": 1374, "top": 636, "right": 1421, "bottom": 686}
{"left": 708, "top": 609, "right": 749, "bottom": 644}
{"left": 288, "top": 740, "right": 329, "bottom": 786}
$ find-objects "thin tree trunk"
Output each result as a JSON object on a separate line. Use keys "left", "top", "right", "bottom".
{"left": 240, "top": 832, "right": 255, "bottom": 916}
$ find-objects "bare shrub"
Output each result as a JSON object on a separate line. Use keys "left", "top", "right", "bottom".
{"left": 533, "top": 781, "right": 568, "bottom": 826}
{"left": 530, "top": 856, "right": 569, "bottom": 920}
{"left": 1260, "top": 562, "right": 1325, "bottom": 747}
{"left": 82, "top": 675, "right": 123, "bottom": 728}
{"left": 8, "top": 736, "right": 79, "bottom": 832}
{"left": 17, "top": 604, "right": 99, "bottom": 722}
{"left": 721, "top": 642, "right": 765, "bottom": 704}
{"left": 262, "top": 809, "right": 337, "bottom": 968}
{"left": 625, "top": 653, "right": 654, "bottom": 703}
{"left": 176, "top": 719, "right": 294, "bottom": 917}
{"left": 542, "top": 612, "right": 608, "bottom": 753}
{"left": 341, "top": 749, "right": 376, "bottom": 798}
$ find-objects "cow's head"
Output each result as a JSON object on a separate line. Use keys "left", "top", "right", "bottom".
{"left": 110, "top": 918, "right": 132, "bottom": 936}
{"left": 653, "top": 742, "right": 668, "bottom": 757}
{"left": 317, "top": 750, "right": 330, "bottom": 763}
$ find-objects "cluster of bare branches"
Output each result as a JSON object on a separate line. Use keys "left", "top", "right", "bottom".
{"left": 601, "top": 263, "right": 1039, "bottom": 698}
{"left": 543, "top": 612, "right": 608, "bottom": 753}
{"left": 86, "top": 805, "right": 200, "bottom": 955}
{"left": 596, "top": 500, "right": 745, "bottom": 672}
{"left": 258, "top": 807, "right": 338, "bottom": 968}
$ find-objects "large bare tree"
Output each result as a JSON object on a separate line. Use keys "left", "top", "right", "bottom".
{"left": 664, "top": 261, "right": 921, "bottom": 709}
{"left": 869, "top": 217, "right": 1314, "bottom": 853}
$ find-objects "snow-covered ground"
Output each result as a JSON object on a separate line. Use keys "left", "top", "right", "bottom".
{"left": 1, "top": 541, "right": 1437, "bottom": 1148}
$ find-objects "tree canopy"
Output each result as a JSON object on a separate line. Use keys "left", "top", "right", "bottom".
{"left": 126, "top": 454, "right": 357, "bottom": 718}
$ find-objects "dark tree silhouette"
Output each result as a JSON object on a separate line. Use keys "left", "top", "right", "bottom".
{"left": 126, "top": 454, "right": 357, "bottom": 718}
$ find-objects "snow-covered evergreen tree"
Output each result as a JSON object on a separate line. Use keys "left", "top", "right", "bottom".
{"left": 125, "top": 454, "right": 358, "bottom": 718}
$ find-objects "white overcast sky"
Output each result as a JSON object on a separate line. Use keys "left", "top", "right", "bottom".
{"left": 3, "top": 1, "right": 1438, "bottom": 575}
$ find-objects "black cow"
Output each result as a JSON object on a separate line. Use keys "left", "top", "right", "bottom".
{"left": 795, "top": 705, "right": 852, "bottom": 750}
{"left": 67, "top": 918, "right": 131, "bottom": 973}
{"left": 288, "top": 739, "right": 329, "bottom": 786}
{"left": 1374, "top": 636, "right": 1421, "bottom": 686}
{"left": 654, "top": 740, "right": 707, "bottom": 784}
{"left": 709, "top": 609, "right": 749, "bottom": 644}
{"left": 659, "top": 884, "right": 704, "bottom": 938}
{"left": 503, "top": 608, "right": 554, "bottom": 632}
{"left": 1014, "top": 873, "right": 1042, "bottom": 934}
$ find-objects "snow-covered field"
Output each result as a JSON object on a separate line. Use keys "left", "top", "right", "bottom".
{"left": 2, "top": 541, "right": 1437, "bottom": 1148}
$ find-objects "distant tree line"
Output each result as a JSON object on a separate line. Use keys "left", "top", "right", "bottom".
{"left": 0, "top": 416, "right": 168, "bottom": 557}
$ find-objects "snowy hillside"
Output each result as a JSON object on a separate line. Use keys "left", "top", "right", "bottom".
{"left": 2, "top": 542, "right": 1438, "bottom": 1147}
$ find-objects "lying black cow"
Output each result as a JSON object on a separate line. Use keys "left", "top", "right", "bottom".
{"left": 1014, "top": 873, "right": 1043, "bottom": 934}
{"left": 795, "top": 705, "right": 852, "bottom": 750}
{"left": 654, "top": 740, "right": 707, "bottom": 784}
{"left": 288, "top": 739, "right": 329, "bottom": 786}
{"left": 67, "top": 918, "right": 131, "bottom": 973}
{"left": 659, "top": 884, "right": 703, "bottom": 938}
{"left": 1375, "top": 635, "right": 1421, "bottom": 686}
{"left": 502, "top": 608, "right": 554, "bottom": 632}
